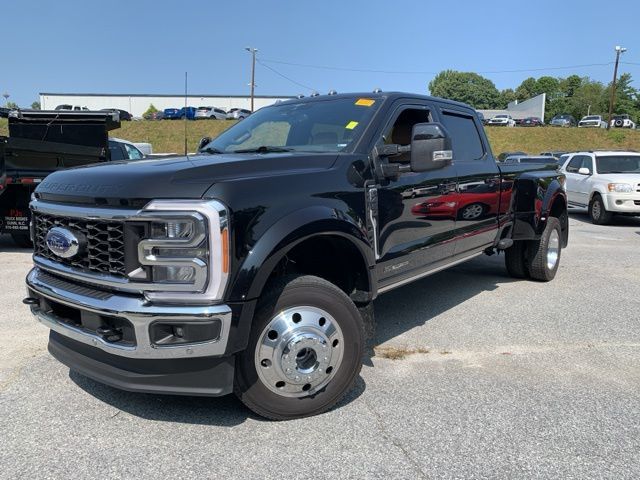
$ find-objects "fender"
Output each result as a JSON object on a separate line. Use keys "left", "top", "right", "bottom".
{"left": 228, "top": 205, "right": 376, "bottom": 303}
{"left": 511, "top": 174, "right": 567, "bottom": 242}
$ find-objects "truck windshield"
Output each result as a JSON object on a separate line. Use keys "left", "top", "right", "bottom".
{"left": 596, "top": 155, "right": 640, "bottom": 174}
{"left": 202, "top": 97, "right": 382, "bottom": 154}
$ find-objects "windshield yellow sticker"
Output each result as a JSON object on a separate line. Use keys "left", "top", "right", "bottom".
{"left": 355, "top": 98, "right": 375, "bottom": 107}
{"left": 345, "top": 121, "right": 359, "bottom": 130}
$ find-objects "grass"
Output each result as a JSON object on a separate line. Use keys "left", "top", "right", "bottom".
{"left": 374, "top": 346, "right": 431, "bottom": 360}
{"left": 2, "top": 118, "right": 640, "bottom": 155}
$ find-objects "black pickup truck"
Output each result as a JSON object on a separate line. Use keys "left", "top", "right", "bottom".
{"left": 24, "top": 92, "right": 568, "bottom": 420}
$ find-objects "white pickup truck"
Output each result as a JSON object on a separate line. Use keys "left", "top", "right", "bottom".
{"left": 578, "top": 115, "right": 607, "bottom": 128}
{"left": 560, "top": 151, "right": 640, "bottom": 224}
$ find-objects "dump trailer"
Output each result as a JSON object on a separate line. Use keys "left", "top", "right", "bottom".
{"left": 0, "top": 110, "right": 120, "bottom": 246}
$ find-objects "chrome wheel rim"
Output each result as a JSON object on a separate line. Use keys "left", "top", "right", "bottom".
{"left": 255, "top": 306, "right": 344, "bottom": 398}
{"left": 592, "top": 200, "right": 601, "bottom": 220}
{"left": 547, "top": 229, "right": 560, "bottom": 270}
{"left": 462, "top": 204, "right": 483, "bottom": 219}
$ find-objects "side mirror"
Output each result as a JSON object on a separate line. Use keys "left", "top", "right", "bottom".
{"left": 410, "top": 123, "right": 453, "bottom": 172}
{"left": 578, "top": 167, "right": 591, "bottom": 175}
{"left": 197, "top": 136, "right": 211, "bottom": 152}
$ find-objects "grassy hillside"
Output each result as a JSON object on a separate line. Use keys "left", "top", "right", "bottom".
{"left": 2, "top": 118, "right": 640, "bottom": 156}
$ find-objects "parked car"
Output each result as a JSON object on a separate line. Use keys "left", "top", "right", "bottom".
{"left": 610, "top": 114, "right": 636, "bottom": 129}
{"left": 503, "top": 155, "right": 559, "bottom": 165}
{"left": 100, "top": 108, "right": 133, "bottom": 121}
{"left": 226, "top": 108, "right": 252, "bottom": 120}
{"left": 164, "top": 107, "right": 197, "bottom": 120}
{"left": 108, "top": 138, "right": 146, "bottom": 160}
{"left": 560, "top": 150, "right": 640, "bottom": 224}
{"left": 578, "top": 115, "right": 607, "bottom": 128}
{"left": 520, "top": 117, "right": 544, "bottom": 127}
{"left": 54, "top": 104, "right": 88, "bottom": 111}
{"left": 195, "top": 106, "right": 227, "bottom": 120}
{"left": 487, "top": 114, "right": 515, "bottom": 127}
{"left": 24, "top": 91, "right": 568, "bottom": 420}
{"left": 497, "top": 151, "right": 527, "bottom": 162}
{"left": 0, "top": 107, "right": 11, "bottom": 118}
{"left": 541, "top": 151, "right": 567, "bottom": 157}
{"left": 549, "top": 114, "right": 576, "bottom": 127}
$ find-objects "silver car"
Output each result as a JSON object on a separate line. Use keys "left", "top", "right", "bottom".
{"left": 195, "top": 106, "right": 227, "bottom": 120}
{"left": 226, "top": 108, "right": 252, "bottom": 120}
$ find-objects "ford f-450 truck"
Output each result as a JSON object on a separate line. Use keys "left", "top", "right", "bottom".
{"left": 24, "top": 92, "right": 568, "bottom": 420}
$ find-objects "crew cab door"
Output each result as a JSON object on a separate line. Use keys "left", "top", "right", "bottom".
{"left": 438, "top": 107, "right": 502, "bottom": 255}
{"left": 370, "top": 101, "right": 458, "bottom": 287}
{"left": 564, "top": 154, "right": 593, "bottom": 207}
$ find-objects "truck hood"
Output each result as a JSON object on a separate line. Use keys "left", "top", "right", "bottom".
{"left": 36, "top": 152, "right": 338, "bottom": 202}
{"left": 596, "top": 173, "right": 640, "bottom": 185}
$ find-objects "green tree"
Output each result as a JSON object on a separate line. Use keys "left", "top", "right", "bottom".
{"left": 143, "top": 103, "right": 159, "bottom": 120}
{"left": 31, "top": 101, "right": 41, "bottom": 110}
{"left": 515, "top": 77, "right": 537, "bottom": 100}
{"left": 498, "top": 88, "right": 517, "bottom": 108}
{"left": 428, "top": 70, "right": 500, "bottom": 109}
{"left": 601, "top": 73, "right": 639, "bottom": 120}
{"left": 6, "top": 101, "right": 18, "bottom": 109}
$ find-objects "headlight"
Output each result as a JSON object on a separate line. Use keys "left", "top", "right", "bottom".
{"left": 139, "top": 200, "right": 230, "bottom": 304}
{"left": 607, "top": 183, "right": 633, "bottom": 193}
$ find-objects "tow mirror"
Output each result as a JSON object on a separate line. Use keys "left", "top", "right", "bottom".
{"left": 578, "top": 167, "right": 591, "bottom": 175}
{"left": 197, "top": 136, "right": 211, "bottom": 152}
{"left": 410, "top": 123, "right": 453, "bottom": 172}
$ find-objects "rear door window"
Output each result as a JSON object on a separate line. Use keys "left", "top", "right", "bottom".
{"left": 441, "top": 110, "right": 484, "bottom": 161}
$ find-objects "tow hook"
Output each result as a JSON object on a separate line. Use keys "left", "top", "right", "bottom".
{"left": 96, "top": 326, "right": 123, "bottom": 343}
{"left": 22, "top": 297, "right": 39, "bottom": 305}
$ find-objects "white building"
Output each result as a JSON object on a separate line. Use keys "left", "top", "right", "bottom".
{"left": 39, "top": 93, "right": 294, "bottom": 117}
{"left": 479, "top": 93, "right": 546, "bottom": 121}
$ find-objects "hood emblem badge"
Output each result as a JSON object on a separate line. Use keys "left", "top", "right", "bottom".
{"left": 45, "top": 227, "right": 81, "bottom": 259}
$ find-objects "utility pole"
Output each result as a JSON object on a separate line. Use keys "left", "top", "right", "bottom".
{"left": 607, "top": 45, "right": 627, "bottom": 130}
{"left": 245, "top": 47, "right": 257, "bottom": 112}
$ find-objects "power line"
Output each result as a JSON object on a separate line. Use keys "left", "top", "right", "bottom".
{"left": 259, "top": 58, "right": 618, "bottom": 75}
{"left": 256, "top": 59, "right": 317, "bottom": 92}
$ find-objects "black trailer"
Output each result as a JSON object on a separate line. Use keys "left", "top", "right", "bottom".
{"left": 0, "top": 110, "right": 120, "bottom": 246}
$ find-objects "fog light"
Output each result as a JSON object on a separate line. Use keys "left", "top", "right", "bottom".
{"left": 616, "top": 200, "right": 623, "bottom": 205}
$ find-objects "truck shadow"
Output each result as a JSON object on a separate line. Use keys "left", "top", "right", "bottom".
{"left": 0, "top": 234, "right": 31, "bottom": 252}
{"left": 70, "top": 254, "right": 513, "bottom": 425}
{"left": 369, "top": 254, "right": 515, "bottom": 354}
{"left": 69, "top": 368, "right": 367, "bottom": 426}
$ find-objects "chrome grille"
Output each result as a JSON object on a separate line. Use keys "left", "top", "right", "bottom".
{"left": 34, "top": 213, "right": 126, "bottom": 277}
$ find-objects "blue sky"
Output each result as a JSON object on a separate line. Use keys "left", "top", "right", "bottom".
{"left": 3, "top": 0, "right": 640, "bottom": 106}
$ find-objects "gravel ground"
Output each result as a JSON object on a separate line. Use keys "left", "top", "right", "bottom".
{"left": 1, "top": 211, "right": 639, "bottom": 479}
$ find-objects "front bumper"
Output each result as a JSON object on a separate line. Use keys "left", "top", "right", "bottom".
{"left": 26, "top": 267, "right": 232, "bottom": 360}
{"left": 601, "top": 193, "right": 640, "bottom": 213}
{"left": 26, "top": 267, "right": 238, "bottom": 395}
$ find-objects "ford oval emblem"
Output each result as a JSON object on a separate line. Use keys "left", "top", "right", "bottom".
{"left": 45, "top": 227, "right": 80, "bottom": 259}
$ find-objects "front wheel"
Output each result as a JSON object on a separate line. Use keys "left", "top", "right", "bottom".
{"left": 589, "top": 194, "right": 614, "bottom": 225}
{"left": 234, "top": 275, "right": 365, "bottom": 420}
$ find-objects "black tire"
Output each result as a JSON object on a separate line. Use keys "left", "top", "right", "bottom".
{"left": 505, "top": 241, "right": 529, "bottom": 279}
{"left": 589, "top": 194, "right": 614, "bottom": 225}
{"left": 234, "top": 275, "right": 365, "bottom": 420}
{"left": 11, "top": 233, "right": 32, "bottom": 248}
{"left": 527, "top": 217, "right": 562, "bottom": 282}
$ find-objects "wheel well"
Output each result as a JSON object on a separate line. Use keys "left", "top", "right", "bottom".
{"left": 268, "top": 235, "right": 371, "bottom": 303}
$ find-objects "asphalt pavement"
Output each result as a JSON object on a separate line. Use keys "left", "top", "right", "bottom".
{"left": 1, "top": 211, "right": 639, "bottom": 479}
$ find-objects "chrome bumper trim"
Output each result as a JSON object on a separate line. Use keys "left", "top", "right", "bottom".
{"left": 26, "top": 267, "right": 232, "bottom": 359}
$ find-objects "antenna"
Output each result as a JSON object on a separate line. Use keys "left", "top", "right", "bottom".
{"left": 184, "top": 71, "right": 188, "bottom": 156}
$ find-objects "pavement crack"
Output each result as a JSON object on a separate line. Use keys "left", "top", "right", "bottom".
{"left": 362, "top": 397, "right": 428, "bottom": 479}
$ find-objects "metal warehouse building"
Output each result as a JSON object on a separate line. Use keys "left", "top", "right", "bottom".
{"left": 39, "top": 93, "right": 294, "bottom": 117}
{"left": 479, "top": 93, "right": 546, "bottom": 121}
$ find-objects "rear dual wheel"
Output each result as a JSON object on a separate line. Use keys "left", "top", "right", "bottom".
{"left": 234, "top": 275, "right": 365, "bottom": 420}
{"left": 504, "top": 217, "right": 562, "bottom": 281}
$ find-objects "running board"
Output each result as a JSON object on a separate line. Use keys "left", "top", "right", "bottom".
{"left": 378, "top": 252, "right": 483, "bottom": 294}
